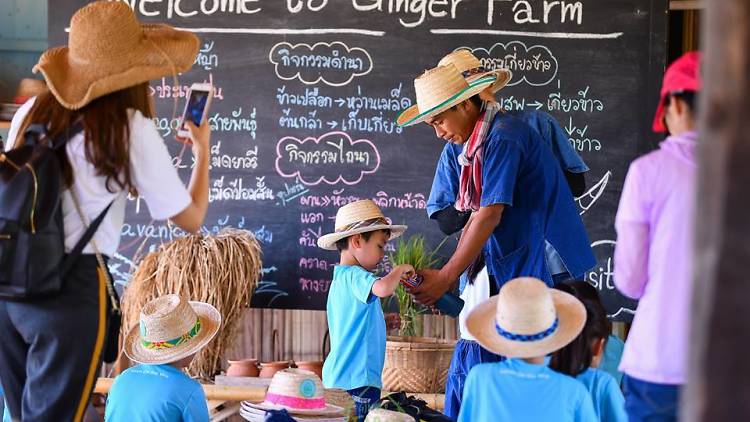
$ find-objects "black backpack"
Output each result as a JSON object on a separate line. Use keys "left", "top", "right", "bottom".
{"left": 0, "top": 123, "right": 109, "bottom": 300}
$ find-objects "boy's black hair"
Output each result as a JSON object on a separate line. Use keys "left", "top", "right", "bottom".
{"left": 335, "top": 229, "right": 392, "bottom": 252}
{"left": 665, "top": 90, "right": 698, "bottom": 113}
{"left": 549, "top": 281, "right": 612, "bottom": 377}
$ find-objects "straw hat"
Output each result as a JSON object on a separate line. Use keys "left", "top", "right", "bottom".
{"left": 465, "top": 277, "right": 586, "bottom": 358}
{"left": 438, "top": 50, "right": 512, "bottom": 94}
{"left": 366, "top": 408, "right": 416, "bottom": 422}
{"left": 245, "top": 369, "right": 345, "bottom": 416}
{"left": 317, "top": 199, "right": 406, "bottom": 251}
{"left": 396, "top": 64, "right": 497, "bottom": 127}
{"left": 124, "top": 294, "right": 221, "bottom": 365}
{"left": 33, "top": 1, "right": 199, "bottom": 110}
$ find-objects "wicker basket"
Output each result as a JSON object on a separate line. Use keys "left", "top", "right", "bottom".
{"left": 382, "top": 336, "right": 456, "bottom": 394}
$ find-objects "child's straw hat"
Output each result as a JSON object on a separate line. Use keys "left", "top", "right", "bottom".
{"left": 365, "top": 408, "right": 416, "bottom": 422}
{"left": 245, "top": 369, "right": 345, "bottom": 416}
{"left": 396, "top": 64, "right": 497, "bottom": 127}
{"left": 466, "top": 277, "right": 586, "bottom": 358}
{"left": 438, "top": 50, "right": 512, "bottom": 94}
{"left": 33, "top": 1, "right": 199, "bottom": 110}
{"left": 317, "top": 199, "right": 406, "bottom": 251}
{"left": 124, "top": 294, "right": 221, "bottom": 365}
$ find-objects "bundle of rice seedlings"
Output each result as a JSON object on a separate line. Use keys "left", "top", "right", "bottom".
{"left": 122, "top": 228, "right": 262, "bottom": 380}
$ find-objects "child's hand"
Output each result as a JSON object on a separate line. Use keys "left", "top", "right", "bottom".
{"left": 395, "top": 264, "right": 415, "bottom": 281}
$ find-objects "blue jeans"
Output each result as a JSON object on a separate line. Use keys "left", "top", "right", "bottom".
{"left": 347, "top": 386, "right": 381, "bottom": 422}
{"left": 623, "top": 375, "right": 681, "bottom": 422}
{"left": 444, "top": 339, "right": 504, "bottom": 421}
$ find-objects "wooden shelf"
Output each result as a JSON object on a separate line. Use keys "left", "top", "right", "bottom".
{"left": 0, "top": 121, "right": 11, "bottom": 130}
{"left": 670, "top": 0, "right": 704, "bottom": 10}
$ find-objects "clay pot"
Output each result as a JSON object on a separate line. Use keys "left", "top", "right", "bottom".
{"left": 259, "top": 360, "right": 290, "bottom": 378}
{"left": 226, "top": 358, "right": 260, "bottom": 377}
{"left": 294, "top": 361, "right": 324, "bottom": 378}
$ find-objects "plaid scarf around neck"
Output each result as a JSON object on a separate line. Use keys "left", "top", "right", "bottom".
{"left": 455, "top": 102, "right": 500, "bottom": 212}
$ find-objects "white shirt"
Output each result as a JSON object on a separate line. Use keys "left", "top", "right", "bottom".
{"left": 458, "top": 266, "right": 490, "bottom": 341}
{"left": 7, "top": 98, "right": 192, "bottom": 256}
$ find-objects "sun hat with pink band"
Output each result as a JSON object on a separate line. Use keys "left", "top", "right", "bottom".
{"left": 245, "top": 369, "right": 345, "bottom": 416}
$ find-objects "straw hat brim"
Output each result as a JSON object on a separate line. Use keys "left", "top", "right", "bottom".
{"left": 245, "top": 400, "right": 344, "bottom": 416}
{"left": 317, "top": 224, "right": 407, "bottom": 251}
{"left": 465, "top": 290, "right": 586, "bottom": 358}
{"left": 33, "top": 24, "right": 199, "bottom": 110}
{"left": 396, "top": 75, "right": 497, "bottom": 127}
{"left": 466, "top": 68, "right": 513, "bottom": 94}
{"left": 124, "top": 302, "right": 222, "bottom": 365}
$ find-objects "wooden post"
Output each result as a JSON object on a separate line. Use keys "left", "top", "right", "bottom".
{"left": 684, "top": 1, "right": 750, "bottom": 420}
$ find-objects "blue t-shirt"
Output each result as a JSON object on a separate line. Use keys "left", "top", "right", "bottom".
{"left": 458, "top": 359, "right": 597, "bottom": 422}
{"left": 600, "top": 335, "right": 625, "bottom": 385}
{"left": 576, "top": 368, "right": 627, "bottom": 422}
{"left": 323, "top": 265, "right": 385, "bottom": 390}
{"left": 105, "top": 364, "right": 209, "bottom": 422}
{"left": 426, "top": 110, "right": 588, "bottom": 218}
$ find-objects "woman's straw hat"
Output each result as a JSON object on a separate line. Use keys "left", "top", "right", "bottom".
{"left": 317, "top": 199, "right": 406, "bottom": 251}
{"left": 33, "top": 1, "right": 199, "bottom": 110}
{"left": 396, "top": 64, "right": 497, "bottom": 127}
{"left": 124, "top": 294, "right": 222, "bottom": 365}
{"left": 438, "top": 50, "right": 512, "bottom": 94}
{"left": 366, "top": 408, "right": 416, "bottom": 422}
{"left": 245, "top": 369, "right": 345, "bottom": 416}
{"left": 465, "top": 277, "right": 586, "bottom": 358}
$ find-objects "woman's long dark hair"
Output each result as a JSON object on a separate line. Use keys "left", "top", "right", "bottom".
{"left": 549, "top": 281, "right": 612, "bottom": 376}
{"left": 14, "top": 83, "right": 154, "bottom": 195}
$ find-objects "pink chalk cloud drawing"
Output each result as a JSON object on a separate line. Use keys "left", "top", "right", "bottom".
{"left": 269, "top": 41, "right": 373, "bottom": 87}
{"left": 275, "top": 131, "right": 380, "bottom": 186}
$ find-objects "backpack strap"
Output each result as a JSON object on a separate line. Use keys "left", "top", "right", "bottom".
{"left": 59, "top": 201, "right": 114, "bottom": 279}
{"left": 23, "top": 121, "right": 84, "bottom": 150}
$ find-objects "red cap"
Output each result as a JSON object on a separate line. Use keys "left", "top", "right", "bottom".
{"left": 652, "top": 51, "right": 701, "bottom": 133}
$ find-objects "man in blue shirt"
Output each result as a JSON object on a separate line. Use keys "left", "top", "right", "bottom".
{"left": 397, "top": 64, "right": 594, "bottom": 305}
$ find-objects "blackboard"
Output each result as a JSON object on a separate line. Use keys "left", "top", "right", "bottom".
{"left": 49, "top": 0, "right": 667, "bottom": 321}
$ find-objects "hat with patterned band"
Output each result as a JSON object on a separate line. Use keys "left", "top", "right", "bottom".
{"left": 245, "top": 369, "right": 345, "bottom": 416}
{"left": 124, "top": 294, "right": 221, "bottom": 365}
{"left": 317, "top": 199, "right": 407, "bottom": 251}
{"left": 396, "top": 64, "right": 497, "bottom": 127}
{"left": 438, "top": 49, "right": 513, "bottom": 94}
{"left": 465, "top": 277, "right": 586, "bottom": 358}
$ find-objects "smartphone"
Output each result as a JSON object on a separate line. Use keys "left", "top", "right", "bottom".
{"left": 177, "top": 82, "right": 214, "bottom": 139}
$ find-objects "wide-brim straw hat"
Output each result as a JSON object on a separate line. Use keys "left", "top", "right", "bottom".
{"left": 366, "top": 408, "right": 416, "bottom": 422}
{"left": 438, "top": 49, "right": 512, "bottom": 94}
{"left": 396, "top": 64, "right": 497, "bottom": 127}
{"left": 317, "top": 199, "right": 406, "bottom": 251}
{"left": 466, "top": 277, "right": 586, "bottom": 358}
{"left": 33, "top": 1, "right": 199, "bottom": 110}
{"left": 246, "top": 369, "right": 345, "bottom": 416}
{"left": 124, "top": 294, "right": 222, "bottom": 365}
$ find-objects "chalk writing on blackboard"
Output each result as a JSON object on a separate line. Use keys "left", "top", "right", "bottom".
{"left": 269, "top": 41, "right": 373, "bottom": 87}
{"left": 275, "top": 131, "right": 380, "bottom": 186}
{"left": 457, "top": 42, "right": 559, "bottom": 87}
{"left": 576, "top": 171, "right": 610, "bottom": 215}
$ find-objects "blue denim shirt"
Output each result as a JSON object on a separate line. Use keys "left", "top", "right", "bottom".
{"left": 436, "top": 113, "right": 594, "bottom": 287}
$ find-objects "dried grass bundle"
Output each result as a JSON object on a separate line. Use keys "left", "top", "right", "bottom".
{"left": 122, "top": 228, "right": 262, "bottom": 380}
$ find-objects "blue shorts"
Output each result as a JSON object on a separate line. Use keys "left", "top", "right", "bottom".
{"left": 444, "top": 339, "right": 504, "bottom": 421}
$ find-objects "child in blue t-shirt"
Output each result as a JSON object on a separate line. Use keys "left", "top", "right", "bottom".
{"left": 106, "top": 294, "right": 222, "bottom": 422}
{"left": 551, "top": 281, "right": 627, "bottom": 422}
{"left": 317, "top": 200, "right": 414, "bottom": 421}
{"left": 459, "top": 277, "right": 596, "bottom": 422}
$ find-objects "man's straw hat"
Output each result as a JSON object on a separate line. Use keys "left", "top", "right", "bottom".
{"left": 366, "top": 408, "right": 416, "bottom": 422}
{"left": 317, "top": 200, "right": 406, "bottom": 251}
{"left": 438, "top": 50, "right": 512, "bottom": 94}
{"left": 466, "top": 277, "right": 586, "bottom": 358}
{"left": 33, "top": 1, "right": 199, "bottom": 110}
{"left": 245, "top": 369, "right": 345, "bottom": 416}
{"left": 396, "top": 64, "right": 497, "bottom": 127}
{"left": 124, "top": 294, "right": 221, "bottom": 365}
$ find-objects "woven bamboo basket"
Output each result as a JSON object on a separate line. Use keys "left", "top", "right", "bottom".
{"left": 382, "top": 336, "right": 456, "bottom": 394}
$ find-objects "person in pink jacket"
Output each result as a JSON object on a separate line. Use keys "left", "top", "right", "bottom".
{"left": 614, "top": 51, "right": 701, "bottom": 422}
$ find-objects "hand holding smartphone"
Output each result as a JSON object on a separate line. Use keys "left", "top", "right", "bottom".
{"left": 177, "top": 82, "right": 214, "bottom": 142}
